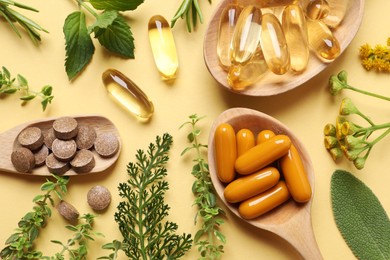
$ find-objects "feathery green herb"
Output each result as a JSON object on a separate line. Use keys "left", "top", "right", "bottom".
{"left": 64, "top": 0, "right": 143, "bottom": 80}
{"left": 180, "top": 115, "right": 226, "bottom": 259}
{"left": 100, "top": 133, "right": 192, "bottom": 260}
{"left": 0, "top": 0, "right": 48, "bottom": 45}
{"left": 0, "top": 66, "right": 54, "bottom": 111}
{"left": 0, "top": 175, "right": 69, "bottom": 260}
{"left": 171, "top": 0, "right": 211, "bottom": 32}
{"left": 48, "top": 213, "right": 103, "bottom": 260}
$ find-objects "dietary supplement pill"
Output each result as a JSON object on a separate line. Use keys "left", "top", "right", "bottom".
{"left": 214, "top": 123, "right": 237, "bottom": 183}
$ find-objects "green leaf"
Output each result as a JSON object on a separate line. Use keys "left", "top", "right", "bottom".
{"left": 20, "top": 94, "right": 36, "bottom": 100}
{"left": 331, "top": 170, "right": 390, "bottom": 260}
{"left": 89, "top": 0, "right": 144, "bottom": 11}
{"left": 1, "top": 88, "right": 17, "bottom": 94}
{"left": 88, "top": 10, "right": 118, "bottom": 34}
{"left": 95, "top": 14, "right": 134, "bottom": 58}
{"left": 63, "top": 11, "right": 95, "bottom": 80}
{"left": 17, "top": 74, "right": 28, "bottom": 87}
{"left": 40, "top": 85, "right": 52, "bottom": 96}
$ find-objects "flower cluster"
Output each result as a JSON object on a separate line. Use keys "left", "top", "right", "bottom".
{"left": 324, "top": 71, "right": 390, "bottom": 169}
{"left": 359, "top": 38, "right": 390, "bottom": 72}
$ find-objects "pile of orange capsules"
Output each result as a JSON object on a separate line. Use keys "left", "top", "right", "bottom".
{"left": 217, "top": 0, "right": 348, "bottom": 90}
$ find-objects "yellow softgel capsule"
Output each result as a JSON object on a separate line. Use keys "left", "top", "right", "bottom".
{"left": 321, "top": 0, "right": 349, "bottom": 29}
{"left": 305, "top": 0, "right": 330, "bottom": 20}
{"left": 282, "top": 4, "right": 309, "bottom": 73}
{"left": 102, "top": 69, "right": 154, "bottom": 121}
{"left": 230, "top": 5, "right": 263, "bottom": 65}
{"left": 217, "top": 3, "right": 242, "bottom": 70}
{"left": 148, "top": 15, "right": 178, "bottom": 80}
{"left": 260, "top": 13, "right": 290, "bottom": 75}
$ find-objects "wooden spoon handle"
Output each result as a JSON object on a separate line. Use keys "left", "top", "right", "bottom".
{"left": 0, "top": 123, "right": 26, "bottom": 173}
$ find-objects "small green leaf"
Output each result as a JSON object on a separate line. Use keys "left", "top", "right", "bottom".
{"left": 40, "top": 85, "right": 52, "bottom": 96}
{"left": 88, "top": 10, "right": 118, "bottom": 34}
{"left": 331, "top": 170, "right": 390, "bottom": 260}
{"left": 214, "top": 230, "right": 226, "bottom": 244}
{"left": 63, "top": 11, "right": 95, "bottom": 80}
{"left": 20, "top": 94, "right": 36, "bottom": 101}
{"left": 95, "top": 14, "right": 134, "bottom": 58}
{"left": 1, "top": 88, "right": 17, "bottom": 94}
{"left": 89, "top": 0, "right": 144, "bottom": 11}
{"left": 2, "top": 66, "right": 11, "bottom": 79}
{"left": 17, "top": 74, "right": 28, "bottom": 87}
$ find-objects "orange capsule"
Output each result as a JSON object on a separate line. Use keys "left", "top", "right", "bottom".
{"left": 214, "top": 123, "right": 237, "bottom": 183}
{"left": 236, "top": 129, "right": 255, "bottom": 156}
{"left": 256, "top": 129, "right": 276, "bottom": 144}
{"left": 224, "top": 166, "right": 280, "bottom": 203}
{"left": 280, "top": 144, "right": 312, "bottom": 203}
{"left": 235, "top": 135, "right": 291, "bottom": 175}
{"left": 238, "top": 181, "right": 290, "bottom": 219}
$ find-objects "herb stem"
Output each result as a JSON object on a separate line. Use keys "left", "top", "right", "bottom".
{"left": 74, "top": 0, "right": 98, "bottom": 18}
{"left": 344, "top": 82, "right": 390, "bottom": 101}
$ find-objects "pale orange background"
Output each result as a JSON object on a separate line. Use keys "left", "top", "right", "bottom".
{"left": 0, "top": 0, "right": 389, "bottom": 259}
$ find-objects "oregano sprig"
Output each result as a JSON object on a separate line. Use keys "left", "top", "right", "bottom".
{"left": 0, "top": 66, "right": 54, "bottom": 111}
{"left": 64, "top": 0, "right": 144, "bottom": 80}
{"left": 0, "top": 175, "right": 69, "bottom": 260}
{"left": 180, "top": 114, "right": 226, "bottom": 259}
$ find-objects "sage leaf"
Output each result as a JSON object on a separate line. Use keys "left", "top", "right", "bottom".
{"left": 63, "top": 11, "right": 95, "bottom": 80}
{"left": 95, "top": 14, "right": 134, "bottom": 58}
{"left": 89, "top": 0, "right": 144, "bottom": 11}
{"left": 331, "top": 170, "right": 390, "bottom": 260}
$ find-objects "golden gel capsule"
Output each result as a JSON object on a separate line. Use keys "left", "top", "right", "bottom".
{"left": 236, "top": 129, "right": 255, "bottom": 156}
{"left": 256, "top": 129, "right": 275, "bottom": 144}
{"left": 306, "top": 18, "right": 340, "bottom": 62}
{"left": 148, "top": 15, "right": 178, "bottom": 80}
{"left": 102, "top": 69, "right": 154, "bottom": 121}
{"left": 238, "top": 180, "right": 290, "bottom": 219}
{"left": 217, "top": 4, "right": 242, "bottom": 70}
{"left": 305, "top": 0, "right": 330, "bottom": 20}
{"left": 282, "top": 4, "right": 309, "bottom": 73}
{"left": 227, "top": 47, "right": 268, "bottom": 90}
{"left": 214, "top": 123, "right": 237, "bottom": 183}
{"left": 260, "top": 13, "right": 290, "bottom": 75}
{"left": 224, "top": 166, "right": 280, "bottom": 203}
{"left": 230, "top": 5, "right": 262, "bottom": 65}
{"left": 321, "top": 0, "right": 349, "bottom": 29}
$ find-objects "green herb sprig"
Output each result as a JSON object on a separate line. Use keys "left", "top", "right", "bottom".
{"left": 0, "top": 66, "right": 54, "bottom": 111}
{"left": 64, "top": 0, "right": 144, "bottom": 80}
{"left": 0, "top": 0, "right": 48, "bottom": 45}
{"left": 100, "top": 134, "right": 192, "bottom": 260}
{"left": 180, "top": 114, "right": 226, "bottom": 259}
{"left": 171, "top": 0, "right": 211, "bottom": 32}
{"left": 324, "top": 71, "right": 390, "bottom": 169}
{"left": 49, "top": 213, "right": 103, "bottom": 260}
{"left": 0, "top": 175, "right": 69, "bottom": 259}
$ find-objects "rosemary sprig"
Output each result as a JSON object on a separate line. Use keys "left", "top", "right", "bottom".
{"left": 180, "top": 114, "right": 226, "bottom": 259}
{"left": 100, "top": 133, "right": 193, "bottom": 260}
{"left": 171, "top": 0, "right": 211, "bottom": 32}
{"left": 49, "top": 213, "right": 103, "bottom": 260}
{"left": 0, "top": 0, "right": 48, "bottom": 45}
{"left": 0, "top": 175, "right": 69, "bottom": 260}
{"left": 0, "top": 66, "right": 54, "bottom": 111}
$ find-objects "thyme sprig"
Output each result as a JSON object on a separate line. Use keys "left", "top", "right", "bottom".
{"left": 0, "top": 66, "right": 54, "bottom": 111}
{"left": 0, "top": 175, "right": 69, "bottom": 259}
{"left": 100, "top": 134, "right": 192, "bottom": 260}
{"left": 171, "top": 0, "right": 211, "bottom": 32}
{"left": 48, "top": 213, "right": 103, "bottom": 260}
{"left": 0, "top": 0, "right": 48, "bottom": 45}
{"left": 180, "top": 114, "right": 226, "bottom": 259}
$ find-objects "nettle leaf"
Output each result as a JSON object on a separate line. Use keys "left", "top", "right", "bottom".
{"left": 88, "top": 10, "right": 118, "bottom": 34}
{"left": 94, "top": 14, "right": 134, "bottom": 58}
{"left": 63, "top": 11, "right": 95, "bottom": 80}
{"left": 89, "top": 0, "right": 144, "bottom": 11}
{"left": 331, "top": 170, "right": 390, "bottom": 260}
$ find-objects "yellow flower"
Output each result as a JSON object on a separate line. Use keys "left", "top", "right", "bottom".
{"left": 359, "top": 43, "right": 372, "bottom": 58}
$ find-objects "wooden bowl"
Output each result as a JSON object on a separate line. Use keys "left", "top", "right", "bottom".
{"left": 203, "top": 0, "right": 365, "bottom": 96}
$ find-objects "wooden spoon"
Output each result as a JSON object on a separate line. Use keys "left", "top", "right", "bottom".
{"left": 0, "top": 115, "right": 121, "bottom": 176}
{"left": 203, "top": 0, "right": 365, "bottom": 96}
{"left": 208, "top": 108, "right": 322, "bottom": 259}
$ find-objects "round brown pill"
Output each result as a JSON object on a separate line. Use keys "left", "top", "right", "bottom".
{"left": 34, "top": 145, "right": 49, "bottom": 166}
{"left": 53, "top": 117, "right": 79, "bottom": 140}
{"left": 75, "top": 125, "right": 97, "bottom": 150}
{"left": 52, "top": 139, "right": 77, "bottom": 162}
{"left": 17, "top": 127, "right": 44, "bottom": 151}
{"left": 11, "top": 147, "right": 35, "bottom": 173}
{"left": 45, "top": 153, "right": 70, "bottom": 175}
{"left": 70, "top": 149, "right": 95, "bottom": 173}
{"left": 43, "top": 128, "right": 56, "bottom": 150}
{"left": 87, "top": 185, "right": 111, "bottom": 211}
{"left": 94, "top": 133, "right": 119, "bottom": 158}
{"left": 57, "top": 200, "right": 79, "bottom": 222}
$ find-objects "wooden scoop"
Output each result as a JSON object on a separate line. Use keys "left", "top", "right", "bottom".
{"left": 203, "top": 0, "right": 365, "bottom": 96}
{"left": 0, "top": 115, "right": 121, "bottom": 176}
{"left": 208, "top": 108, "right": 322, "bottom": 259}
